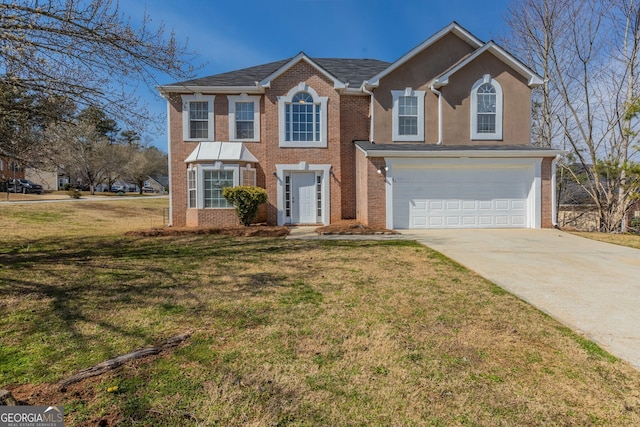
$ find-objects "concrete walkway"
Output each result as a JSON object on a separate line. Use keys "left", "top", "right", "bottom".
{"left": 402, "top": 229, "right": 640, "bottom": 369}
{"left": 288, "top": 227, "right": 640, "bottom": 369}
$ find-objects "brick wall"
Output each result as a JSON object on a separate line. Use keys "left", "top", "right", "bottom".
{"left": 168, "top": 60, "right": 370, "bottom": 227}
{"left": 340, "top": 96, "right": 370, "bottom": 219}
{"left": 354, "top": 149, "right": 386, "bottom": 228}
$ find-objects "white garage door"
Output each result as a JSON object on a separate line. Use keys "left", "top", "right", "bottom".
{"left": 393, "top": 166, "right": 532, "bottom": 229}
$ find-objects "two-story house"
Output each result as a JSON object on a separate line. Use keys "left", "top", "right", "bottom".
{"left": 159, "top": 22, "right": 563, "bottom": 230}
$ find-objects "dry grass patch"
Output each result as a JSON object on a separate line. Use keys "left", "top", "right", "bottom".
{"left": 2, "top": 200, "right": 640, "bottom": 425}
{"left": 572, "top": 231, "right": 640, "bottom": 250}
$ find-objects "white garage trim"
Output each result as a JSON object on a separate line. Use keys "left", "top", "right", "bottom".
{"left": 385, "top": 157, "right": 542, "bottom": 229}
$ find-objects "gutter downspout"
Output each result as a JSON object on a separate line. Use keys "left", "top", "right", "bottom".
{"left": 551, "top": 154, "right": 561, "bottom": 228}
{"left": 362, "top": 83, "right": 375, "bottom": 142}
{"left": 429, "top": 85, "right": 443, "bottom": 145}
{"left": 160, "top": 91, "right": 173, "bottom": 227}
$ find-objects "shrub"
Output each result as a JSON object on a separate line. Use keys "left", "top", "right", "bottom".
{"left": 223, "top": 186, "right": 268, "bottom": 226}
{"left": 67, "top": 189, "right": 81, "bottom": 199}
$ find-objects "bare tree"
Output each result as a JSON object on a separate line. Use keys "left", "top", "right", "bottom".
{"left": 0, "top": 0, "right": 198, "bottom": 154}
{"left": 504, "top": 0, "right": 640, "bottom": 232}
{"left": 124, "top": 145, "right": 167, "bottom": 194}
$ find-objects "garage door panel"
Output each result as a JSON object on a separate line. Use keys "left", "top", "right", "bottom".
{"left": 393, "top": 165, "right": 532, "bottom": 229}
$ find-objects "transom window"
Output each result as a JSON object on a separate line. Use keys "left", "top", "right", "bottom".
{"left": 470, "top": 75, "right": 503, "bottom": 140}
{"left": 278, "top": 83, "right": 328, "bottom": 148}
{"left": 286, "top": 92, "right": 321, "bottom": 142}
{"left": 391, "top": 88, "right": 425, "bottom": 142}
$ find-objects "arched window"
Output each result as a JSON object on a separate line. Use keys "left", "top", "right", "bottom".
{"left": 279, "top": 83, "right": 328, "bottom": 147}
{"left": 470, "top": 75, "right": 503, "bottom": 140}
{"left": 286, "top": 91, "right": 320, "bottom": 142}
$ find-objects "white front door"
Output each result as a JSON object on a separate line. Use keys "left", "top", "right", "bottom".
{"left": 291, "top": 172, "right": 317, "bottom": 224}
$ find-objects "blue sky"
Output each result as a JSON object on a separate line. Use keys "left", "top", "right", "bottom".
{"left": 121, "top": 0, "right": 512, "bottom": 151}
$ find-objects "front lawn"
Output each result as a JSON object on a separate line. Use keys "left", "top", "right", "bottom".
{"left": 573, "top": 231, "right": 640, "bottom": 250}
{"left": 2, "top": 199, "right": 640, "bottom": 426}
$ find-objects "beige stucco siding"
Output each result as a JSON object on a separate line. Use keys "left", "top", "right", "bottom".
{"left": 373, "top": 33, "right": 476, "bottom": 144}
{"left": 441, "top": 52, "right": 532, "bottom": 146}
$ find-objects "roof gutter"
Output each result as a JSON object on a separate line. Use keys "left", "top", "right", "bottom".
{"left": 429, "top": 84, "right": 443, "bottom": 145}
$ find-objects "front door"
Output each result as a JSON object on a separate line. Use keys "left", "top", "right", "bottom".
{"left": 291, "top": 172, "right": 317, "bottom": 224}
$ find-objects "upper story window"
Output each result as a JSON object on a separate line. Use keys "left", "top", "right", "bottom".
{"left": 278, "top": 83, "right": 328, "bottom": 148}
{"left": 228, "top": 94, "right": 260, "bottom": 142}
{"left": 181, "top": 94, "right": 215, "bottom": 141}
{"left": 392, "top": 88, "right": 425, "bottom": 142}
{"left": 471, "top": 75, "right": 503, "bottom": 140}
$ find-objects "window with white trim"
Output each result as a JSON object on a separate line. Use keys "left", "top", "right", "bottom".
{"left": 392, "top": 88, "right": 425, "bottom": 142}
{"left": 278, "top": 83, "right": 327, "bottom": 148}
{"left": 186, "top": 163, "right": 258, "bottom": 209}
{"left": 187, "top": 168, "right": 197, "bottom": 208}
{"left": 470, "top": 75, "right": 503, "bottom": 140}
{"left": 228, "top": 95, "right": 260, "bottom": 142}
{"left": 241, "top": 167, "right": 256, "bottom": 186}
{"left": 203, "top": 169, "right": 234, "bottom": 208}
{"left": 181, "top": 94, "right": 215, "bottom": 141}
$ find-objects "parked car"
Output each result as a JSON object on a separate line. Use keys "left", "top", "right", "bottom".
{"left": 8, "top": 179, "right": 43, "bottom": 194}
{"left": 110, "top": 185, "right": 126, "bottom": 193}
{"left": 142, "top": 186, "right": 157, "bottom": 193}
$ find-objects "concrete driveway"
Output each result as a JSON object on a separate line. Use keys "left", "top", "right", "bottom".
{"left": 402, "top": 229, "right": 640, "bottom": 369}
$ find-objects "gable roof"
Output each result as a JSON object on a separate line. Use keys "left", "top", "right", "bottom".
{"left": 366, "top": 22, "right": 484, "bottom": 87}
{"left": 160, "top": 56, "right": 390, "bottom": 93}
{"left": 430, "top": 41, "right": 544, "bottom": 88}
{"left": 159, "top": 21, "right": 540, "bottom": 94}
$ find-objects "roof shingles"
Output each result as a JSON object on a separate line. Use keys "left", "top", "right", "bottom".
{"left": 166, "top": 57, "right": 391, "bottom": 88}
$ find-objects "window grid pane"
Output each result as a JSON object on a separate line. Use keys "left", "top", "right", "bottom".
{"left": 187, "top": 170, "right": 196, "bottom": 208}
{"left": 242, "top": 169, "right": 256, "bottom": 186}
{"left": 203, "top": 170, "right": 234, "bottom": 208}
{"left": 398, "top": 96, "right": 418, "bottom": 136}
{"left": 189, "top": 101, "right": 209, "bottom": 139}
{"left": 284, "top": 175, "right": 291, "bottom": 217}
{"left": 235, "top": 102, "right": 255, "bottom": 139}
{"left": 316, "top": 175, "right": 322, "bottom": 218}
{"left": 286, "top": 91, "right": 320, "bottom": 142}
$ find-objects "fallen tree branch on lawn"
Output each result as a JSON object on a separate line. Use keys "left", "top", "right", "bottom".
{"left": 57, "top": 332, "right": 192, "bottom": 391}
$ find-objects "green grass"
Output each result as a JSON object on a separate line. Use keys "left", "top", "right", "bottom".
{"left": 1, "top": 199, "right": 640, "bottom": 425}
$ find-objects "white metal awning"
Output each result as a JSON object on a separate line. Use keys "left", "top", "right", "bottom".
{"left": 184, "top": 141, "right": 258, "bottom": 163}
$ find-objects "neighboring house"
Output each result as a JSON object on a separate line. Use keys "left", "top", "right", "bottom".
{"left": 158, "top": 22, "right": 563, "bottom": 230}
{"left": 0, "top": 156, "right": 25, "bottom": 182}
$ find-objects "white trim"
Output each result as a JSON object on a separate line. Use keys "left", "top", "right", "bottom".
{"left": 470, "top": 75, "right": 503, "bottom": 141}
{"left": 260, "top": 52, "right": 346, "bottom": 89}
{"left": 367, "top": 22, "right": 484, "bottom": 87}
{"left": 356, "top": 147, "right": 565, "bottom": 159}
{"left": 228, "top": 94, "right": 261, "bottom": 142}
{"left": 275, "top": 163, "right": 331, "bottom": 226}
{"left": 385, "top": 157, "right": 541, "bottom": 229}
{"left": 198, "top": 163, "right": 239, "bottom": 209}
{"left": 159, "top": 85, "right": 262, "bottom": 94}
{"left": 431, "top": 42, "right": 544, "bottom": 89}
{"left": 181, "top": 94, "right": 215, "bottom": 141}
{"left": 278, "top": 83, "right": 328, "bottom": 148}
{"left": 391, "top": 88, "right": 426, "bottom": 142}
{"left": 166, "top": 100, "right": 173, "bottom": 226}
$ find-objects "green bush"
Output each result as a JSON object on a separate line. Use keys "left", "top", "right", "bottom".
{"left": 223, "top": 186, "right": 268, "bottom": 226}
{"left": 67, "top": 189, "right": 81, "bottom": 199}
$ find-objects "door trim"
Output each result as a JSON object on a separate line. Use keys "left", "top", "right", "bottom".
{"left": 275, "top": 162, "right": 331, "bottom": 226}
